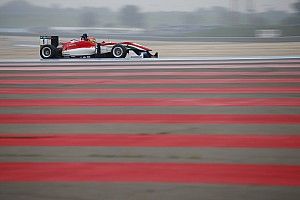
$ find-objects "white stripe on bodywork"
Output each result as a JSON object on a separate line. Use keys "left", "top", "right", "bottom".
{"left": 100, "top": 45, "right": 113, "bottom": 54}
{"left": 62, "top": 47, "right": 96, "bottom": 56}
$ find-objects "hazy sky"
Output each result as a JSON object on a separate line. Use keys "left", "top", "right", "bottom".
{"left": 0, "top": 0, "right": 298, "bottom": 12}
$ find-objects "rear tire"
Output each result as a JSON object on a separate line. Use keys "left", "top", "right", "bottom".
{"left": 111, "top": 44, "right": 127, "bottom": 58}
{"left": 40, "top": 45, "right": 56, "bottom": 59}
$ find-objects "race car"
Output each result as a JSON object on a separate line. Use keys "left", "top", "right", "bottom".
{"left": 40, "top": 34, "right": 158, "bottom": 59}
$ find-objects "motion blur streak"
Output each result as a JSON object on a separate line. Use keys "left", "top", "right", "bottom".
{"left": 1, "top": 134, "right": 299, "bottom": 148}
{"left": 0, "top": 114, "right": 300, "bottom": 124}
{"left": 1, "top": 71, "right": 300, "bottom": 77}
{"left": 1, "top": 87, "right": 300, "bottom": 94}
{"left": 1, "top": 78, "right": 300, "bottom": 84}
{"left": 1, "top": 98, "right": 300, "bottom": 106}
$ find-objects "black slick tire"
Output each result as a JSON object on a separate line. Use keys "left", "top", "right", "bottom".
{"left": 40, "top": 45, "right": 56, "bottom": 59}
{"left": 111, "top": 44, "right": 127, "bottom": 58}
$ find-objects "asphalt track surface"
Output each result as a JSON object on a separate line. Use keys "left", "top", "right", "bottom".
{"left": 0, "top": 58, "right": 300, "bottom": 200}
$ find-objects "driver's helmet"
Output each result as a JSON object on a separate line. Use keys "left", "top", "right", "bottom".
{"left": 81, "top": 33, "right": 88, "bottom": 41}
{"left": 88, "top": 37, "right": 96, "bottom": 43}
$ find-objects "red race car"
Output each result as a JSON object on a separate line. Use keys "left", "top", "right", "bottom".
{"left": 40, "top": 34, "right": 158, "bottom": 59}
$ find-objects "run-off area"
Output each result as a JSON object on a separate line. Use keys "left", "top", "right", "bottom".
{"left": 0, "top": 59, "right": 300, "bottom": 200}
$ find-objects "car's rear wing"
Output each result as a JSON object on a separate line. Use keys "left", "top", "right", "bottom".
{"left": 40, "top": 36, "right": 59, "bottom": 48}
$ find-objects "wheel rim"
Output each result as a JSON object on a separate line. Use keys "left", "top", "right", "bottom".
{"left": 113, "top": 47, "right": 123, "bottom": 57}
{"left": 42, "top": 47, "right": 52, "bottom": 58}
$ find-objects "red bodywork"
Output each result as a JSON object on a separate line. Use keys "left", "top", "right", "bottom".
{"left": 57, "top": 36, "right": 157, "bottom": 58}
{"left": 62, "top": 40, "right": 152, "bottom": 52}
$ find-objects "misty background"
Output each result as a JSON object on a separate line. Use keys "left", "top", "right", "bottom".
{"left": 0, "top": 0, "right": 299, "bottom": 38}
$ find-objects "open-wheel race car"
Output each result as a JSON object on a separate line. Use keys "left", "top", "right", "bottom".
{"left": 40, "top": 34, "right": 158, "bottom": 59}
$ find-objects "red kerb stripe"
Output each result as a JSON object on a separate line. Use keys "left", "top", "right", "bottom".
{"left": 0, "top": 114, "right": 299, "bottom": 124}
{"left": 0, "top": 162, "right": 299, "bottom": 186}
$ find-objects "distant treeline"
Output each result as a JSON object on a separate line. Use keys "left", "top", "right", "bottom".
{"left": 0, "top": 0, "right": 299, "bottom": 36}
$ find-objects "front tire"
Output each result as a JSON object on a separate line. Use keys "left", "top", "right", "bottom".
{"left": 40, "top": 45, "right": 56, "bottom": 59}
{"left": 111, "top": 44, "right": 127, "bottom": 58}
